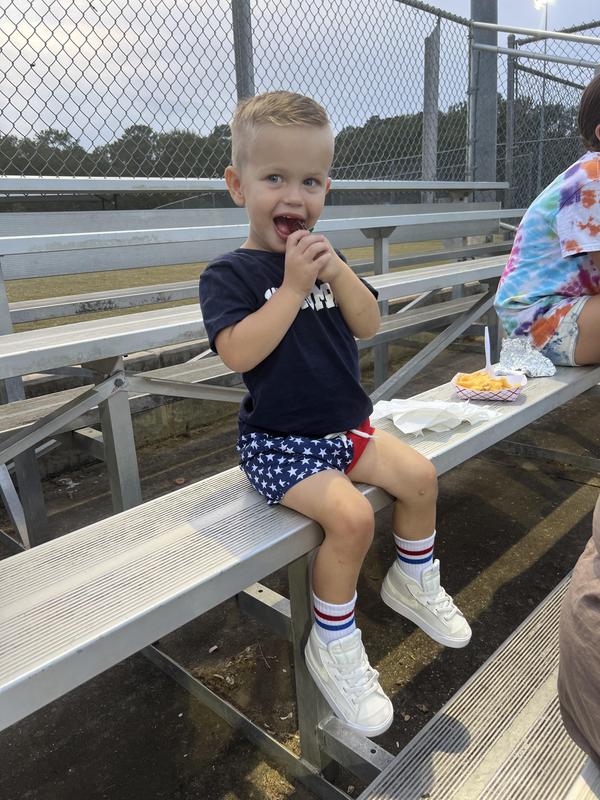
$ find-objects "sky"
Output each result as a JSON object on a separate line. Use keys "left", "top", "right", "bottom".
{"left": 433, "top": 0, "right": 597, "bottom": 40}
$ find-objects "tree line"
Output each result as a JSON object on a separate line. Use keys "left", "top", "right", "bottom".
{"left": 0, "top": 95, "right": 581, "bottom": 208}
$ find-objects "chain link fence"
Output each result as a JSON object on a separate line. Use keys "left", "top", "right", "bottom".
{"left": 0, "top": 0, "right": 235, "bottom": 178}
{"left": 505, "top": 21, "right": 600, "bottom": 207}
{"left": 0, "top": 0, "right": 598, "bottom": 208}
{"left": 0, "top": 0, "right": 470, "bottom": 186}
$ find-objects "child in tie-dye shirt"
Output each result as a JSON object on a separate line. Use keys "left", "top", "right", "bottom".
{"left": 495, "top": 74, "right": 600, "bottom": 366}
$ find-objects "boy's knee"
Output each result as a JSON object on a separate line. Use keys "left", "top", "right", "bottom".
{"left": 326, "top": 495, "right": 374, "bottom": 547}
{"left": 399, "top": 456, "right": 438, "bottom": 501}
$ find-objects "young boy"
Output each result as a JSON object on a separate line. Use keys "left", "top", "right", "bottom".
{"left": 199, "top": 91, "right": 471, "bottom": 738}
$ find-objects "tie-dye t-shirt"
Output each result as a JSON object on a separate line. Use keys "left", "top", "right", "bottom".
{"left": 494, "top": 151, "right": 600, "bottom": 350}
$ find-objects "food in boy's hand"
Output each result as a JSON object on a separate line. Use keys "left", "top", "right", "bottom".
{"left": 276, "top": 217, "right": 314, "bottom": 235}
{"left": 455, "top": 370, "right": 518, "bottom": 391}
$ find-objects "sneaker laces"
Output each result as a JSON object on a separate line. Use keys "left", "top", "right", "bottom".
{"left": 425, "top": 587, "right": 459, "bottom": 621}
{"left": 333, "top": 651, "right": 381, "bottom": 700}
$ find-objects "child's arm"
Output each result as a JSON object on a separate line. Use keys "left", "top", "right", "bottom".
{"left": 216, "top": 286, "right": 306, "bottom": 372}
{"left": 215, "top": 230, "right": 331, "bottom": 373}
{"left": 320, "top": 252, "right": 381, "bottom": 339}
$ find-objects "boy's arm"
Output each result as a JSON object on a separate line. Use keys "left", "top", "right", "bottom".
{"left": 216, "top": 230, "right": 331, "bottom": 373}
{"left": 215, "top": 287, "right": 305, "bottom": 373}
{"left": 326, "top": 255, "right": 381, "bottom": 339}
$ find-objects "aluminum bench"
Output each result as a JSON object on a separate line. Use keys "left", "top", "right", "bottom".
{"left": 0, "top": 288, "right": 488, "bottom": 550}
{"left": 2, "top": 363, "right": 599, "bottom": 800}
{"left": 0, "top": 243, "right": 509, "bottom": 549}
{"left": 0, "top": 292, "right": 488, "bottom": 441}
{"left": 2, "top": 181, "right": 515, "bottom": 348}
{"left": 7, "top": 242, "right": 512, "bottom": 325}
{"left": 0, "top": 288, "right": 487, "bottom": 539}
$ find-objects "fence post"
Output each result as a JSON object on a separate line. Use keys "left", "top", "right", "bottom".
{"left": 422, "top": 19, "right": 441, "bottom": 204}
{"left": 469, "top": 0, "right": 498, "bottom": 195}
{"left": 505, "top": 34, "right": 516, "bottom": 208}
{"left": 536, "top": 5, "right": 549, "bottom": 196}
{"left": 231, "top": 0, "right": 255, "bottom": 100}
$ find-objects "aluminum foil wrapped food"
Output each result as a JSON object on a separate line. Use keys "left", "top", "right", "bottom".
{"left": 497, "top": 337, "right": 556, "bottom": 378}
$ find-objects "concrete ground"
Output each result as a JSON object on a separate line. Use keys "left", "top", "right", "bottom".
{"left": 1, "top": 337, "right": 598, "bottom": 800}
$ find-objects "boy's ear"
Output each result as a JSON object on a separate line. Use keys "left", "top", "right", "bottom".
{"left": 225, "top": 165, "right": 245, "bottom": 207}
{"left": 325, "top": 176, "right": 332, "bottom": 194}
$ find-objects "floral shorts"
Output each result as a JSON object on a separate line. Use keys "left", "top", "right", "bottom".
{"left": 236, "top": 419, "right": 375, "bottom": 504}
{"left": 540, "top": 296, "right": 589, "bottom": 366}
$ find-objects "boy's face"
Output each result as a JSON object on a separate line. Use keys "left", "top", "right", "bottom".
{"left": 225, "top": 123, "right": 333, "bottom": 252}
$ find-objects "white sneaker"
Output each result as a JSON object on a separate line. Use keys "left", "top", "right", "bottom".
{"left": 304, "top": 626, "right": 393, "bottom": 737}
{"left": 381, "top": 559, "right": 472, "bottom": 648}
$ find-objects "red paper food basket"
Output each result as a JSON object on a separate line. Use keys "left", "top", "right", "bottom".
{"left": 451, "top": 371, "right": 527, "bottom": 402}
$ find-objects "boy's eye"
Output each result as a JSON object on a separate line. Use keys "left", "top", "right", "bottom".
{"left": 304, "top": 178, "right": 319, "bottom": 187}
{"left": 266, "top": 175, "right": 281, "bottom": 183}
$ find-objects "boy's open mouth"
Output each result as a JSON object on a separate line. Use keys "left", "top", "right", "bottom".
{"left": 273, "top": 215, "right": 308, "bottom": 238}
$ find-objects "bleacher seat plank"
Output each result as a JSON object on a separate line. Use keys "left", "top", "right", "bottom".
{"left": 0, "top": 307, "right": 204, "bottom": 380}
{"left": 0, "top": 293, "right": 485, "bottom": 441}
{"left": 377, "top": 364, "right": 600, "bottom": 478}
{"left": 9, "top": 281, "right": 199, "bottom": 324}
{"left": 0, "top": 356, "right": 237, "bottom": 438}
{"left": 2, "top": 292, "right": 479, "bottom": 416}
{"left": 0, "top": 254, "right": 507, "bottom": 382}
{"left": 0, "top": 207, "right": 520, "bottom": 281}
{"left": 7, "top": 253, "right": 508, "bottom": 325}
{"left": 368, "top": 254, "right": 506, "bottom": 300}
{"left": 0, "top": 466, "right": 322, "bottom": 731}
{"left": 359, "top": 294, "right": 487, "bottom": 348}
{"left": 357, "top": 578, "right": 587, "bottom": 800}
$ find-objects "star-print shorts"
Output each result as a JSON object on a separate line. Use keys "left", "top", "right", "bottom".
{"left": 540, "top": 296, "right": 589, "bottom": 366}
{"left": 236, "top": 419, "right": 375, "bottom": 504}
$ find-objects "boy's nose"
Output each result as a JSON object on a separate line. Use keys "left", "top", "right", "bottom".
{"left": 282, "top": 184, "right": 303, "bottom": 205}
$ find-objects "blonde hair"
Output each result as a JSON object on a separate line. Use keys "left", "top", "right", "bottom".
{"left": 230, "top": 91, "right": 331, "bottom": 166}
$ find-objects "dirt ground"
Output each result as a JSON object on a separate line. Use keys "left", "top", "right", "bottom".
{"left": 1, "top": 337, "right": 599, "bottom": 800}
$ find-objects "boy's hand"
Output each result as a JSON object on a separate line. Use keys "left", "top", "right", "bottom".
{"left": 316, "top": 243, "right": 344, "bottom": 284}
{"left": 282, "top": 229, "right": 331, "bottom": 299}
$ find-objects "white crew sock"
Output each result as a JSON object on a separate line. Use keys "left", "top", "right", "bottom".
{"left": 312, "top": 591, "right": 357, "bottom": 644}
{"left": 394, "top": 530, "right": 436, "bottom": 581}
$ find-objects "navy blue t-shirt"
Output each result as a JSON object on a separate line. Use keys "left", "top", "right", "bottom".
{"left": 199, "top": 248, "right": 378, "bottom": 438}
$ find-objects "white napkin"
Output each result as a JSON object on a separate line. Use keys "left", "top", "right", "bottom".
{"left": 371, "top": 399, "right": 499, "bottom": 435}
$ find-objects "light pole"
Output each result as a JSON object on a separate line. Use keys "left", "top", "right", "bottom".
{"left": 534, "top": 0, "right": 552, "bottom": 194}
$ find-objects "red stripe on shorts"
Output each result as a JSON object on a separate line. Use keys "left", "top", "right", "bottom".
{"left": 345, "top": 418, "right": 376, "bottom": 474}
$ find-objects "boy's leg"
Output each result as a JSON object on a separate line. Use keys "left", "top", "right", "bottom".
{"left": 574, "top": 295, "right": 600, "bottom": 365}
{"left": 281, "top": 468, "right": 374, "bottom": 604}
{"left": 280, "top": 469, "right": 393, "bottom": 736}
{"left": 346, "top": 427, "right": 437, "bottom": 541}
{"left": 348, "top": 427, "right": 471, "bottom": 648}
